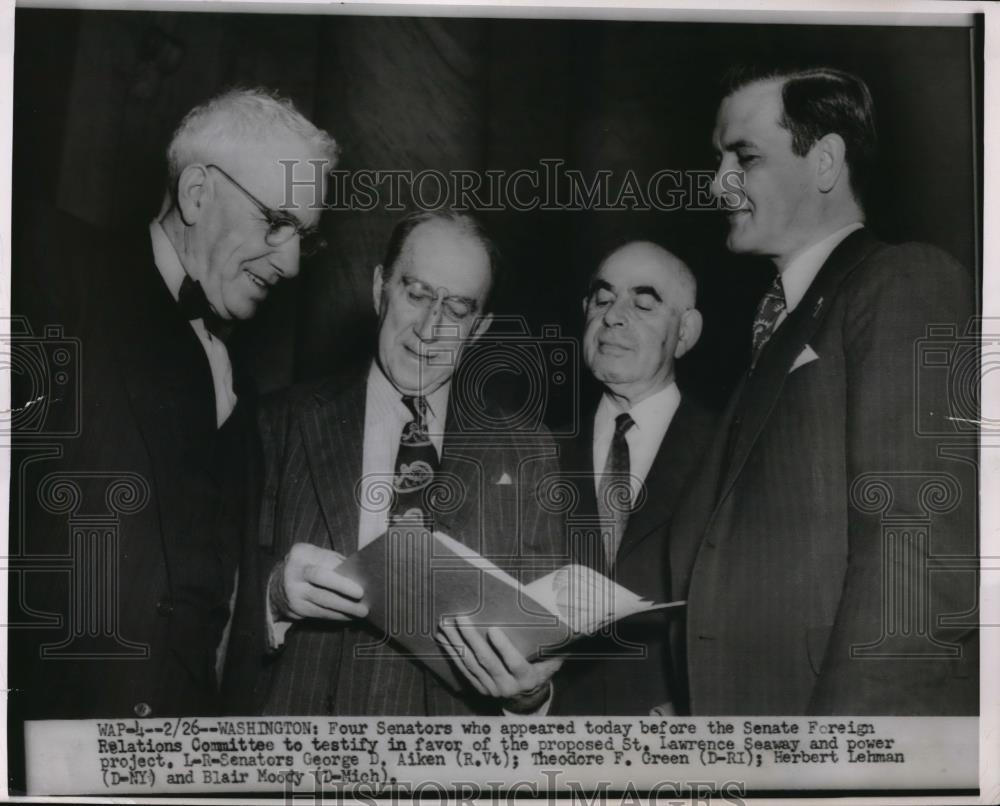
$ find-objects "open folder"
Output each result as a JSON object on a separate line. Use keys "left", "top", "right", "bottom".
{"left": 333, "top": 529, "right": 683, "bottom": 691}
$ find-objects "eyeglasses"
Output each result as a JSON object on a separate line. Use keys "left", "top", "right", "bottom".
{"left": 206, "top": 164, "right": 326, "bottom": 256}
{"left": 400, "top": 276, "right": 479, "bottom": 323}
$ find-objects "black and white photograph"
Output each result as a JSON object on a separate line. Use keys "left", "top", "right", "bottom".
{"left": 1, "top": 0, "right": 994, "bottom": 802}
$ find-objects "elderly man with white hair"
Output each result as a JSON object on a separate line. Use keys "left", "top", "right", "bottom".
{"left": 9, "top": 88, "right": 338, "bottom": 730}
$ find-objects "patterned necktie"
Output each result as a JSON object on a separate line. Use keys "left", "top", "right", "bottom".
{"left": 751, "top": 275, "right": 787, "bottom": 366}
{"left": 389, "top": 395, "right": 439, "bottom": 528}
{"left": 597, "top": 412, "right": 635, "bottom": 564}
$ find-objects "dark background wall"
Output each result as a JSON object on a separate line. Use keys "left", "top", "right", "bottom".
{"left": 12, "top": 9, "right": 982, "bottom": 422}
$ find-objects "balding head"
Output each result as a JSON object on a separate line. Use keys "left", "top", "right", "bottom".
{"left": 598, "top": 241, "right": 697, "bottom": 306}
{"left": 582, "top": 241, "right": 702, "bottom": 407}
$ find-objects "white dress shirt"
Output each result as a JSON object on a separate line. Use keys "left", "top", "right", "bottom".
{"left": 592, "top": 381, "right": 682, "bottom": 504}
{"left": 270, "top": 363, "right": 449, "bottom": 647}
{"left": 149, "top": 220, "right": 238, "bottom": 427}
{"left": 267, "top": 362, "right": 449, "bottom": 642}
{"left": 358, "top": 363, "right": 449, "bottom": 548}
{"left": 271, "top": 363, "right": 552, "bottom": 714}
{"left": 590, "top": 382, "right": 682, "bottom": 716}
{"left": 774, "top": 221, "right": 864, "bottom": 330}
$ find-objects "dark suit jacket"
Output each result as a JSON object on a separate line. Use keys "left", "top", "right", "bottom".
{"left": 669, "top": 229, "right": 978, "bottom": 715}
{"left": 227, "top": 367, "right": 566, "bottom": 716}
{"left": 9, "top": 233, "right": 253, "bottom": 729}
{"left": 552, "top": 394, "right": 716, "bottom": 715}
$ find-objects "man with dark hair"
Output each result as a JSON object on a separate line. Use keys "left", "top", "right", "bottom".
{"left": 237, "top": 209, "right": 565, "bottom": 716}
{"left": 719, "top": 65, "right": 877, "bottom": 200}
{"left": 669, "top": 66, "right": 977, "bottom": 714}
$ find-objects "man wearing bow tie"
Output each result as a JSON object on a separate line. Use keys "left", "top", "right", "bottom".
{"left": 670, "top": 66, "right": 977, "bottom": 714}
{"left": 242, "top": 210, "right": 565, "bottom": 716}
{"left": 552, "top": 241, "right": 716, "bottom": 716}
{"left": 9, "top": 88, "right": 337, "bottom": 733}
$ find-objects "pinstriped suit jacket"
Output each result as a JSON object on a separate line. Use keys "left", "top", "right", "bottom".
{"left": 244, "top": 366, "right": 565, "bottom": 716}
{"left": 669, "top": 230, "right": 978, "bottom": 715}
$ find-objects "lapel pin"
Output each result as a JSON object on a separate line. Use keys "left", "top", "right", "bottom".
{"left": 812, "top": 296, "right": 825, "bottom": 317}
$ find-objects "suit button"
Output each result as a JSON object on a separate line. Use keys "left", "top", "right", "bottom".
{"left": 156, "top": 599, "right": 174, "bottom": 616}
{"left": 133, "top": 702, "right": 153, "bottom": 718}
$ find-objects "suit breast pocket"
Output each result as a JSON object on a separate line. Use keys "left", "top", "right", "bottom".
{"left": 787, "top": 343, "right": 820, "bottom": 374}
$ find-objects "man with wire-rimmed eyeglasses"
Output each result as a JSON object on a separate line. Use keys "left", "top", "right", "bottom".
{"left": 8, "top": 87, "right": 338, "bottom": 746}
{"left": 247, "top": 209, "right": 566, "bottom": 717}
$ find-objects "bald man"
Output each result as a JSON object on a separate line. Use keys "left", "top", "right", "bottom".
{"left": 553, "top": 241, "right": 717, "bottom": 716}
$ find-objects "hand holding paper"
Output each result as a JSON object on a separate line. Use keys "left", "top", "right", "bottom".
{"left": 333, "top": 530, "right": 682, "bottom": 691}
{"left": 270, "top": 542, "right": 368, "bottom": 622}
{"left": 436, "top": 615, "right": 564, "bottom": 709}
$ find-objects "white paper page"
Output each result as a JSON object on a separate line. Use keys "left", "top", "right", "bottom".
{"left": 523, "top": 563, "right": 683, "bottom": 635}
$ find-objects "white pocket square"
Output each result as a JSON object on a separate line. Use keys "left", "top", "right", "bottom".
{"left": 790, "top": 344, "right": 819, "bottom": 373}
{"left": 496, "top": 472, "right": 513, "bottom": 485}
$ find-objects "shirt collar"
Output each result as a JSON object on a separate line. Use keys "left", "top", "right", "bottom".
{"left": 149, "top": 219, "right": 188, "bottom": 303}
{"left": 595, "top": 381, "right": 680, "bottom": 432}
{"left": 367, "top": 361, "right": 450, "bottom": 424}
{"left": 780, "top": 222, "right": 864, "bottom": 313}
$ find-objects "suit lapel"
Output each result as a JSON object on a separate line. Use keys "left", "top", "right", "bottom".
{"left": 116, "top": 236, "right": 216, "bottom": 436}
{"left": 299, "top": 373, "right": 367, "bottom": 553}
{"left": 562, "top": 416, "right": 606, "bottom": 572}
{"left": 354, "top": 383, "right": 457, "bottom": 714}
{"left": 436, "top": 399, "right": 501, "bottom": 544}
{"left": 716, "top": 228, "right": 883, "bottom": 514}
{"left": 616, "top": 397, "right": 706, "bottom": 565}
{"left": 114, "top": 237, "right": 216, "bottom": 561}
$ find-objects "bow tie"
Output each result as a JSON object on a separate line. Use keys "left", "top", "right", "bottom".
{"left": 178, "top": 275, "right": 234, "bottom": 342}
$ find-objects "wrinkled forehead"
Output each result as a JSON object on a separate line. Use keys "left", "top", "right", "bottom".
{"left": 595, "top": 246, "right": 694, "bottom": 307}
{"left": 397, "top": 220, "right": 493, "bottom": 301}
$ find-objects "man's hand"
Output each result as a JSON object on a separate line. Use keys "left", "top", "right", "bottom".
{"left": 436, "top": 615, "right": 563, "bottom": 712}
{"left": 269, "top": 543, "right": 367, "bottom": 622}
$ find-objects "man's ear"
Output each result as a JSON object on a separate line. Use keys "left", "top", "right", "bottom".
{"left": 469, "top": 312, "right": 494, "bottom": 342}
{"left": 814, "top": 133, "right": 847, "bottom": 194}
{"left": 372, "top": 265, "right": 385, "bottom": 315}
{"left": 674, "top": 308, "right": 703, "bottom": 359}
{"left": 175, "top": 164, "right": 211, "bottom": 225}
